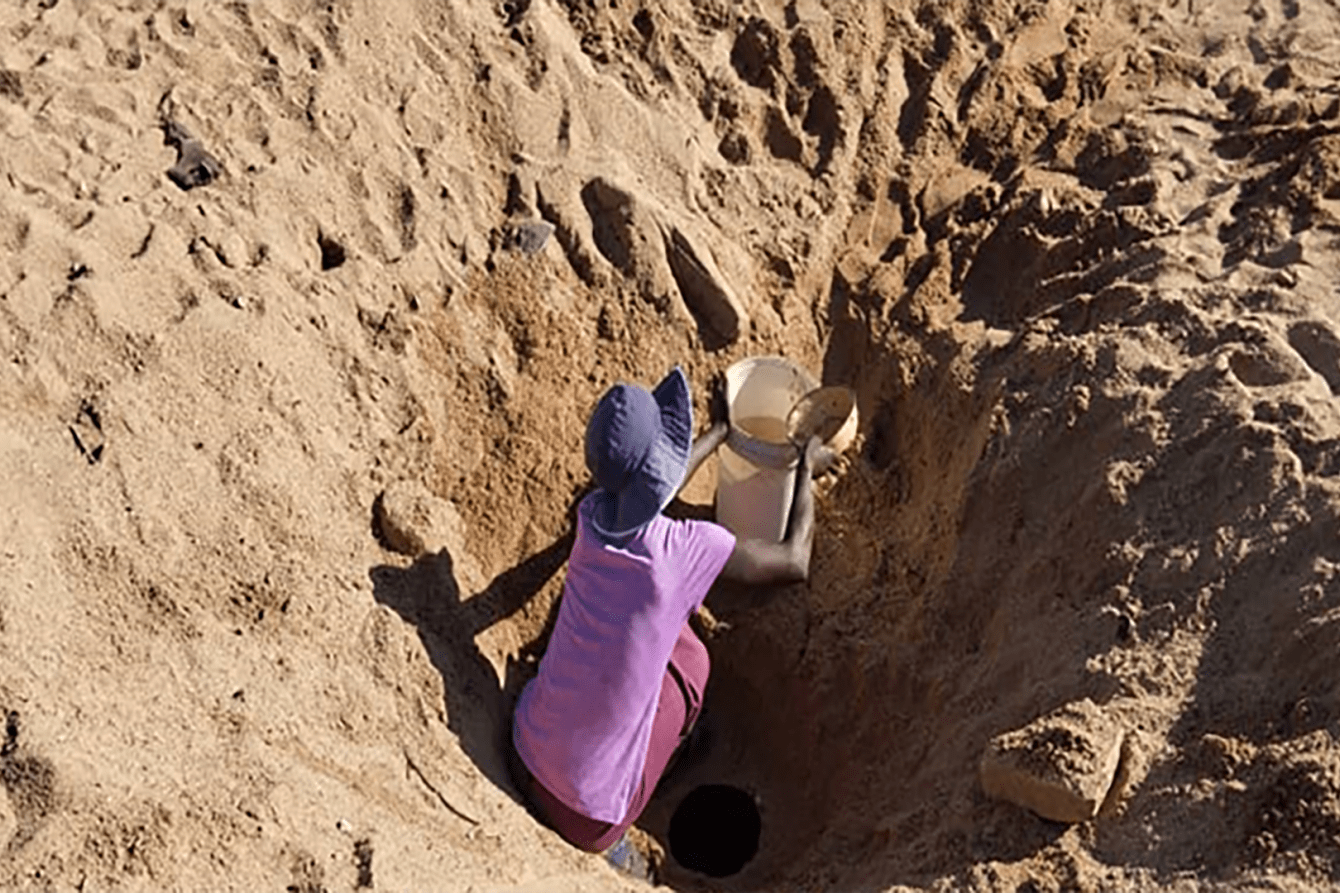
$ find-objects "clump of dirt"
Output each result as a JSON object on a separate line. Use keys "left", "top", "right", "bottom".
{"left": 1250, "top": 747, "right": 1340, "bottom": 881}
{"left": 980, "top": 699, "right": 1126, "bottom": 824}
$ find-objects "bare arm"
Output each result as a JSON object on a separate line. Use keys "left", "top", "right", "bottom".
{"left": 718, "top": 437, "right": 821, "bottom": 586}
{"left": 681, "top": 421, "right": 728, "bottom": 492}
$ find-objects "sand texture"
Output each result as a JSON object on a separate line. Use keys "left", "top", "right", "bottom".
{"left": 4, "top": 0, "right": 1340, "bottom": 890}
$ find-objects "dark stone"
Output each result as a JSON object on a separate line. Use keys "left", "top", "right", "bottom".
{"left": 163, "top": 120, "right": 221, "bottom": 190}
{"left": 506, "top": 220, "right": 555, "bottom": 256}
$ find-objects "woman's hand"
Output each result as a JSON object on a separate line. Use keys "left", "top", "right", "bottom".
{"left": 718, "top": 438, "right": 818, "bottom": 587}
{"left": 680, "top": 376, "right": 730, "bottom": 493}
{"left": 683, "top": 422, "right": 727, "bottom": 488}
{"left": 802, "top": 435, "right": 838, "bottom": 478}
{"left": 708, "top": 372, "right": 729, "bottom": 428}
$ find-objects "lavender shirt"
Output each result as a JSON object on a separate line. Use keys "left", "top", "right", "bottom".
{"left": 512, "top": 494, "right": 736, "bottom": 823}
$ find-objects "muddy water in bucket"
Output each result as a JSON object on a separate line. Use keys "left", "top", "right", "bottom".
{"left": 716, "top": 358, "right": 819, "bottom": 542}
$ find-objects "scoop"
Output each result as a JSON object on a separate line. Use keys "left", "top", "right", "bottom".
{"left": 786, "top": 386, "right": 858, "bottom": 454}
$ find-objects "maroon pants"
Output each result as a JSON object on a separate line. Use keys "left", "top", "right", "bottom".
{"left": 512, "top": 621, "right": 710, "bottom": 853}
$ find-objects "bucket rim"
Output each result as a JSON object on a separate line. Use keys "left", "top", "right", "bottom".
{"left": 722, "top": 356, "right": 819, "bottom": 469}
{"left": 724, "top": 354, "right": 817, "bottom": 386}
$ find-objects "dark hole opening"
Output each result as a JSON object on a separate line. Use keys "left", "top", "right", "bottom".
{"left": 318, "top": 231, "right": 346, "bottom": 271}
{"left": 668, "top": 784, "right": 760, "bottom": 878}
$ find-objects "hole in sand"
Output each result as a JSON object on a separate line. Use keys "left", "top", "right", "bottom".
{"left": 764, "top": 107, "right": 803, "bottom": 163}
{"left": 317, "top": 230, "right": 346, "bottom": 271}
{"left": 669, "top": 784, "right": 761, "bottom": 878}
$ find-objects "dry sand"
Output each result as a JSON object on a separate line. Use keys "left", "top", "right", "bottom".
{"left": 3, "top": 0, "right": 1340, "bottom": 890}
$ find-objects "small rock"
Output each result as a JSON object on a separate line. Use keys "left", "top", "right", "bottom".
{"left": 979, "top": 698, "right": 1125, "bottom": 823}
{"left": 506, "top": 220, "right": 554, "bottom": 256}
{"left": 336, "top": 818, "right": 352, "bottom": 834}
{"left": 170, "top": 151, "right": 220, "bottom": 189}
{"left": 374, "top": 480, "right": 465, "bottom": 558}
{"left": 163, "top": 120, "right": 222, "bottom": 191}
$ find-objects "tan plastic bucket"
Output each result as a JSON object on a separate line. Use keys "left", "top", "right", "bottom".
{"left": 715, "top": 357, "right": 819, "bottom": 542}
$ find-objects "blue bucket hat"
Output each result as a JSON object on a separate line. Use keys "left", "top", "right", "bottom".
{"left": 585, "top": 366, "right": 693, "bottom": 539}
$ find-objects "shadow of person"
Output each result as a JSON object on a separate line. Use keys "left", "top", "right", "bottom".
{"left": 369, "top": 525, "right": 575, "bottom": 799}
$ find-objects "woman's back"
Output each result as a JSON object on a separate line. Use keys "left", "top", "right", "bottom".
{"left": 512, "top": 494, "right": 734, "bottom": 823}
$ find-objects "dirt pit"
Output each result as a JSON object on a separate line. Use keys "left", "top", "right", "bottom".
{"left": 5, "top": 0, "right": 1340, "bottom": 891}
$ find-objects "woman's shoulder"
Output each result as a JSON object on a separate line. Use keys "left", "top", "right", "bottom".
{"left": 650, "top": 513, "right": 734, "bottom": 558}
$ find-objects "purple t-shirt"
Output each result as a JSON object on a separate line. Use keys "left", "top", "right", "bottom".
{"left": 512, "top": 494, "right": 736, "bottom": 823}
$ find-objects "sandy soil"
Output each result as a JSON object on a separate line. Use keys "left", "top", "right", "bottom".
{"left": 3, "top": 0, "right": 1340, "bottom": 890}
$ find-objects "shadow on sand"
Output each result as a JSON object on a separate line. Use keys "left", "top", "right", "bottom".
{"left": 368, "top": 516, "right": 576, "bottom": 798}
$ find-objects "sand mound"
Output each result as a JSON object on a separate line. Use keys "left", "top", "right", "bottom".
{"left": 3, "top": 0, "right": 1340, "bottom": 890}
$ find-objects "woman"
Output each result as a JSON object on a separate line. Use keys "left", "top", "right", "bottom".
{"left": 509, "top": 365, "right": 823, "bottom": 857}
